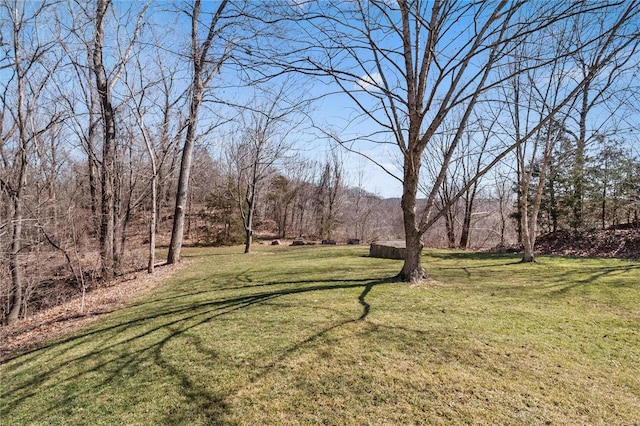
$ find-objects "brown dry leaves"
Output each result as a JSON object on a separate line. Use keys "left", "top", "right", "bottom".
{"left": 0, "top": 262, "right": 189, "bottom": 362}
{"left": 535, "top": 229, "right": 640, "bottom": 259}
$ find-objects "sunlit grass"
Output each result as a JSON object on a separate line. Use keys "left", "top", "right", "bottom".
{"left": 1, "top": 246, "right": 639, "bottom": 424}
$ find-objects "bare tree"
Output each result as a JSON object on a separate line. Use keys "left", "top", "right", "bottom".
{"left": 501, "top": 33, "right": 576, "bottom": 263}
{"left": 457, "top": 118, "right": 496, "bottom": 250}
{"left": 314, "top": 152, "right": 344, "bottom": 240}
{"left": 350, "top": 162, "right": 377, "bottom": 242}
{"left": 122, "top": 32, "right": 186, "bottom": 273}
{"left": 227, "top": 88, "right": 300, "bottom": 253}
{"left": 91, "top": 0, "right": 117, "bottom": 279}
{"left": 167, "top": 0, "right": 233, "bottom": 264}
{"left": 492, "top": 170, "right": 514, "bottom": 248}
{"left": 152, "top": 56, "right": 185, "bottom": 237}
{"left": 90, "top": 0, "right": 148, "bottom": 278}
{"left": 57, "top": 3, "right": 101, "bottom": 233}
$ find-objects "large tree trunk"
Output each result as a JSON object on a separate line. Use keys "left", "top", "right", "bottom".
{"left": 244, "top": 228, "right": 253, "bottom": 253}
{"left": 86, "top": 84, "right": 100, "bottom": 236}
{"left": 397, "top": 154, "right": 427, "bottom": 282}
{"left": 396, "top": 226, "right": 426, "bottom": 282}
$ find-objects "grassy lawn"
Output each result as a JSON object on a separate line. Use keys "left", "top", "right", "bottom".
{"left": 1, "top": 245, "right": 639, "bottom": 425}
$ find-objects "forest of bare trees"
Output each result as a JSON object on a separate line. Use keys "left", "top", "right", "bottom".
{"left": 2, "top": 0, "right": 639, "bottom": 323}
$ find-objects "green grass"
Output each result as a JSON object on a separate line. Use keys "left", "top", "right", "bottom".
{"left": 1, "top": 246, "right": 639, "bottom": 425}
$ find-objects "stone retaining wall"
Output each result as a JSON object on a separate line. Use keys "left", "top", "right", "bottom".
{"left": 369, "top": 240, "right": 407, "bottom": 260}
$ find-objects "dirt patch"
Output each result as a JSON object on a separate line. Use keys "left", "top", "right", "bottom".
{"left": 0, "top": 262, "right": 189, "bottom": 362}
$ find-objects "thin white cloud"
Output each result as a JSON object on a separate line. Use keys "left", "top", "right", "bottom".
{"left": 355, "top": 72, "right": 383, "bottom": 93}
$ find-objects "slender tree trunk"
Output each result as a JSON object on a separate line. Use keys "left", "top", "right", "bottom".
{"left": 549, "top": 177, "right": 558, "bottom": 232}
{"left": 143, "top": 126, "right": 158, "bottom": 273}
{"left": 297, "top": 202, "right": 305, "bottom": 237}
{"left": 520, "top": 129, "right": 554, "bottom": 263}
{"left": 459, "top": 187, "right": 477, "bottom": 249}
{"left": 168, "top": 0, "right": 228, "bottom": 263}
{"left": 129, "top": 82, "right": 159, "bottom": 274}
{"left": 148, "top": 174, "right": 157, "bottom": 273}
{"left": 572, "top": 84, "right": 590, "bottom": 231}
{"left": 499, "top": 196, "right": 507, "bottom": 247}
{"left": 167, "top": 115, "right": 199, "bottom": 263}
{"left": 444, "top": 207, "right": 456, "bottom": 249}
{"left": 525, "top": 175, "right": 546, "bottom": 263}
{"left": 87, "top": 102, "right": 99, "bottom": 234}
{"left": 520, "top": 196, "right": 536, "bottom": 263}
{"left": 93, "top": 0, "right": 116, "bottom": 280}
{"left": 602, "top": 186, "right": 607, "bottom": 230}
{"left": 459, "top": 207, "right": 472, "bottom": 249}
{"left": 281, "top": 203, "right": 289, "bottom": 239}
{"left": 243, "top": 187, "right": 255, "bottom": 253}
{"left": 117, "top": 197, "right": 132, "bottom": 272}
{"left": 7, "top": 153, "right": 26, "bottom": 324}
{"left": 438, "top": 176, "right": 457, "bottom": 249}
{"left": 7, "top": 5, "right": 28, "bottom": 323}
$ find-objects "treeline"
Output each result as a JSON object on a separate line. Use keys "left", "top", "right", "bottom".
{"left": 435, "top": 135, "right": 640, "bottom": 252}
{"left": 171, "top": 150, "right": 400, "bottom": 247}
{"left": 526, "top": 137, "right": 640, "bottom": 233}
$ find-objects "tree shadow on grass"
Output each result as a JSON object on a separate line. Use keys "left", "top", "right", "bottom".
{"left": 425, "top": 251, "right": 522, "bottom": 261}
{"left": 436, "top": 260, "right": 523, "bottom": 275}
{"left": 0, "top": 276, "right": 387, "bottom": 424}
{"left": 424, "top": 251, "right": 523, "bottom": 275}
{"left": 542, "top": 263, "right": 640, "bottom": 296}
{"left": 469, "top": 261, "right": 640, "bottom": 304}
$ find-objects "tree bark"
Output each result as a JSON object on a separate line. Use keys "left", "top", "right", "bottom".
{"left": 86, "top": 80, "right": 100, "bottom": 235}
{"left": 7, "top": 2, "right": 29, "bottom": 323}
{"left": 7, "top": 146, "right": 26, "bottom": 324}
{"left": 167, "top": 0, "right": 228, "bottom": 264}
{"left": 397, "top": 152, "right": 427, "bottom": 282}
{"left": 458, "top": 196, "right": 474, "bottom": 249}
{"left": 244, "top": 228, "right": 253, "bottom": 253}
{"left": 167, "top": 110, "right": 198, "bottom": 263}
{"left": 243, "top": 183, "right": 256, "bottom": 254}
{"left": 520, "top": 196, "right": 536, "bottom": 263}
{"left": 571, "top": 83, "right": 590, "bottom": 231}
{"left": 148, "top": 175, "right": 157, "bottom": 273}
{"left": 93, "top": 0, "right": 116, "bottom": 280}
{"left": 396, "top": 225, "right": 426, "bottom": 282}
